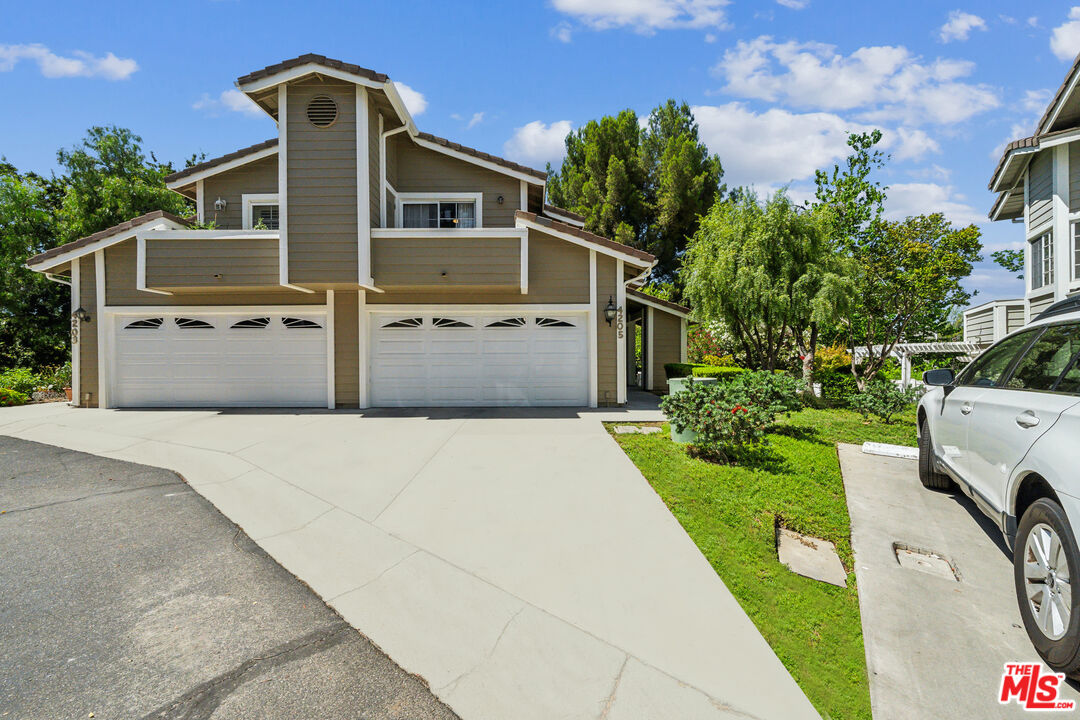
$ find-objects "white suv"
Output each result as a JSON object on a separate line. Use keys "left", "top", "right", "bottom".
{"left": 918, "top": 298, "right": 1080, "bottom": 674}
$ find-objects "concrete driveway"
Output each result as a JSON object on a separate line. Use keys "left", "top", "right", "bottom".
{"left": 0, "top": 435, "right": 457, "bottom": 720}
{"left": 0, "top": 401, "right": 818, "bottom": 720}
{"left": 840, "top": 444, "right": 1080, "bottom": 719}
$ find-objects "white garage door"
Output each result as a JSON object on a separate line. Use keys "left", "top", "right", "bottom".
{"left": 111, "top": 311, "right": 327, "bottom": 407}
{"left": 370, "top": 312, "right": 589, "bottom": 407}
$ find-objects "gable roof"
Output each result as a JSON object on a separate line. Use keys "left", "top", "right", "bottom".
{"left": 237, "top": 53, "right": 389, "bottom": 87}
{"left": 165, "top": 138, "right": 278, "bottom": 187}
{"left": 1038, "top": 51, "right": 1080, "bottom": 136}
{"left": 514, "top": 210, "right": 655, "bottom": 266}
{"left": 626, "top": 288, "right": 690, "bottom": 317}
{"left": 414, "top": 132, "right": 546, "bottom": 181}
{"left": 26, "top": 210, "right": 192, "bottom": 269}
{"left": 543, "top": 204, "right": 585, "bottom": 227}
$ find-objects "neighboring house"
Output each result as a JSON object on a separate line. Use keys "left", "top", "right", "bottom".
{"left": 989, "top": 52, "right": 1080, "bottom": 323}
{"left": 25, "top": 54, "right": 688, "bottom": 409}
{"left": 962, "top": 298, "right": 1026, "bottom": 348}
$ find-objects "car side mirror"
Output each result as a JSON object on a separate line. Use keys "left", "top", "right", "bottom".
{"left": 923, "top": 368, "right": 956, "bottom": 395}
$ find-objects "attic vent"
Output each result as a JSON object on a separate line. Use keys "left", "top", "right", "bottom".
{"left": 306, "top": 95, "right": 338, "bottom": 127}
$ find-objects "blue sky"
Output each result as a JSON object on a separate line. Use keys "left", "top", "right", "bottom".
{"left": 4, "top": 1, "right": 1080, "bottom": 303}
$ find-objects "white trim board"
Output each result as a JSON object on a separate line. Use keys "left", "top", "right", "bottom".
{"left": 588, "top": 250, "right": 598, "bottom": 408}
{"left": 371, "top": 227, "right": 524, "bottom": 239}
{"left": 95, "top": 251, "right": 108, "bottom": 409}
{"left": 27, "top": 219, "right": 184, "bottom": 272}
{"left": 104, "top": 304, "right": 327, "bottom": 315}
{"left": 367, "top": 303, "right": 591, "bottom": 314}
{"left": 515, "top": 216, "right": 654, "bottom": 268}
{"left": 616, "top": 259, "right": 626, "bottom": 405}
{"left": 627, "top": 292, "right": 690, "bottom": 318}
{"left": 166, "top": 145, "right": 279, "bottom": 191}
{"left": 357, "top": 86, "right": 372, "bottom": 286}
{"left": 278, "top": 84, "right": 290, "bottom": 287}
{"left": 326, "top": 289, "right": 336, "bottom": 410}
{"left": 70, "top": 259, "right": 80, "bottom": 405}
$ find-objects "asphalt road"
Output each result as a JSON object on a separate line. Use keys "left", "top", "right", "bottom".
{"left": 0, "top": 435, "right": 458, "bottom": 720}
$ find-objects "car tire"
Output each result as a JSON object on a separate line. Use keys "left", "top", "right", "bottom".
{"left": 1014, "top": 498, "right": 1080, "bottom": 678}
{"left": 918, "top": 419, "right": 951, "bottom": 490}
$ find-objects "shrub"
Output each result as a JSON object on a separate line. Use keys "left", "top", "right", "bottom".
{"left": 814, "top": 345, "right": 852, "bottom": 373}
{"left": 0, "top": 388, "right": 28, "bottom": 407}
{"left": 49, "top": 361, "right": 73, "bottom": 389}
{"left": 0, "top": 368, "right": 44, "bottom": 396}
{"left": 687, "top": 326, "right": 728, "bottom": 363}
{"left": 691, "top": 366, "right": 746, "bottom": 381}
{"left": 847, "top": 380, "right": 919, "bottom": 424}
{"left": 664, "top": 362, "right": 707, "bottom": 379}
{"left": 701, "top": 353, "right": 738, "bottom": 367}
{"left": 660, "top": 371, "right": 803, "bottom": 463}
{"left": 818, "top": 369, "right": 859, "bottom": 406}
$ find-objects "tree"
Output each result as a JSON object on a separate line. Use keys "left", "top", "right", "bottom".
{"left": 815, "top": 131, "right": 982, "bottom": 390}
{"left": 682, "top": 190, "right": 845, "bottom": 378}
{"left": 0, "top": 164, "right": 69, "bottom": 369}
{"left": 992, "top": 248, "right": 1024, "bottom": 279}
{"left": 547, "top": 101, "right": 723, "bottom": 282}
{"left": 56, "top": 126, "right": 190, "bottom": 242}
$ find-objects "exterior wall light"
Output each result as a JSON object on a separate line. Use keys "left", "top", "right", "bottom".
{"left": 214, "top": 197, "right": 228, "bottom": 211}
{"left": 604, "top": 296, "right": 618, "bottom": 325}
{"left": 72, "top": 307, "right": 91, "bottom": 323}
{"left": 497, "top": 195, "right": 504, "bottom": 204}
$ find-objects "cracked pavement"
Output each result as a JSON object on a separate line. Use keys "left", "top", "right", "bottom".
{"left": 0, "top": 436, "right": 458, "bottom": 720}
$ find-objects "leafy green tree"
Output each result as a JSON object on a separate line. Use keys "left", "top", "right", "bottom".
{"left": 814, "top": 131, "right": 983, "bottom": 389}
{"left": 992, "top": 248, "right": 1024, "bottom": 279}
{"left": 547, "top": 101, "right": 723, "bottom": 282}
{"left": 682, "top": 190, "right": 845, "bottom": 377}
{"left": 0, "top": 163, "right": 69, "bottom": 369}
{"left": 56, "top": 126, "right": 190, "bottom": 242}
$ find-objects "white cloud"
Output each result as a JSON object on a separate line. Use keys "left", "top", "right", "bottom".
{"left": 776, "top": 0, "right": 808, "bottom": 9}
{"left": 551, "top": 22, "right": 573, "bottom": 43}
{"left": 939, "top": 11, "right": 987, "bottom": 42}
{"left": 466, "top": 112, "right": 485, "bottom": 129}
{"left": 1051, "top": 7, "right": 1080, "bottom": 61}
{"left": 704, "top": 33, "right": 717, "bottom": 43}
{"left": 503, "top": 120, "right": 573, "bottom": 167}
{"left": 0, "top": 44, "right": 137, "bottom": 80}
{"left": 394, "top": 82, "right": 427, "bottom": 116}
{"left": 551, "top": 0, "right": 731, "bottom": 34}
{"left": 1022, "top": 88, "right": 1052, "bottom": 114}
{"left": 884, "top": 183, "right": 983, "bottom": 225}
{"left": 1028, "top": 16, "right": 1040, "bottom": 28}
{"left": 892, "top": 127, "right": 940, "bottom": 160}
{"left": 193, "top": 89, "right": 263, "bottom": 117}
{"left": 713, "top": 36, "right": 999, "bottom": 125}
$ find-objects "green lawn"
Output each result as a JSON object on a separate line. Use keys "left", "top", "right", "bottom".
{"left": 607, "top": 406, "right": 916, "bottom": 720}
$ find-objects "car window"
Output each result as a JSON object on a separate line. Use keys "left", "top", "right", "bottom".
{"left": 958, "top": 329, "right": 1040, "bottom": 387}
{"left": 1005, "top": 324, "right": 1080, "bottom": 391}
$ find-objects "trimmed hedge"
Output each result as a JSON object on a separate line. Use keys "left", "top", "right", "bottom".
{"left": 818, "top": 370, "right": 859, "bottom": 406}
{"left": 665, "top": 363, "right": 707, "bottom": 379}
{"left": 691, "top": 366, "right": 747, "bottom": 381}
{"left": 0, "top": 388, "right": 28, "bottom": 407}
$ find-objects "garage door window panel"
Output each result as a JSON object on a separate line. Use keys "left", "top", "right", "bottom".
{"left": 231, "top": 317, "right": 271, "bottom": 329}
{"left": 175, "top": 317, "right": 215, "bottom": 329}
{"left": 383, "top": 317, "right": 424, "bottom": 329}
{"left": 124, "top": 318, "right": 164, "bottom": 329}
{"left": 487, "top": 317, "right": 526, "bottom": 328}
{"left": 282, "top": 317, "right": 322, "bottom": 329}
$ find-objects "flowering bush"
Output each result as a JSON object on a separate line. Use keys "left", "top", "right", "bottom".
{"left": 847, "top": 379, "right": 919, "bottom": 424}
{"left": 0, "top": 388, "right": 28, "bottom": 407}
{"left": 687, "top": 326, "right": 729, "bottom": 363}
{"left": 814, "top": 345, "right": 852, "bottom": 373}
{"left": 660, "top": 371, "right": 802, "bottom": 463}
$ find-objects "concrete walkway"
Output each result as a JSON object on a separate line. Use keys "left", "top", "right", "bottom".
{"left": 839, "top": 444, "right": 1080, "bottom": 719}
{"left": 0, "top": 401, "right": 817, "bottom": 720}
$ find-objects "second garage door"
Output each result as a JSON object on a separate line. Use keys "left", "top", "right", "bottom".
{"left": 370, "top": 312, "right": 589, "bottom": 407}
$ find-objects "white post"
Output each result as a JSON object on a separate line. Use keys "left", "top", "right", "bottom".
{"left": 357, "top": 290, "right": 368, "bottom": 408}
{"left": 70, "top": 259, "right": 80, "bottom": 406}
{"left": 646, "top": 306, "right": 655, "bottom": 391}
{"left": 616, "top": 259, "right": 626, "bottom": 405}
{"left": 1053, "top": 144, "right": 1070, "bottom": 301}
{"left": 588, "top": 250, "right": 598, "bottom": 408}
{"left": 277, "top": 84, "right": 289, "bottom": 286}
{"left": 900, "top": 352, "right": 911, "bottom": 390}
{"left": 326, "top": 289, "right": 335, "bottom": 409}
{"left": 94, "top": 250, "right": 108, "bottom": 409}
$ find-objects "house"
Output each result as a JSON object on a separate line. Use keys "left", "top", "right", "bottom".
{"left": 962, "top": 298, "right": 1026, "bottom": 348}
{"left": 988, "top": 52, "right": 1080, "bottom": 323}
{"left": 25, "top": 54, "right": 688, "bottom": 409}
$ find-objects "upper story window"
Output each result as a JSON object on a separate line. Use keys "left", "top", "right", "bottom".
{"left": 397, "top": 193, "right": 483, "bottom": 230}
{"left": 1031, "top": 230, "right": 1054, "bottom": 291}
{"left": 1073, "top": 221, "right": 1080, "bottom": 282}
{"left": 242, "top": 193, "right": 279, "bottom": 230}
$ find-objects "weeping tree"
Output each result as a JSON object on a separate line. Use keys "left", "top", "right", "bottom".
{"left": 682, "top": 189, "right": 848, "bottom": 383}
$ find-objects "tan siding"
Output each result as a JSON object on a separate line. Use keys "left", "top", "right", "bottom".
{"left": 391, "top": 135, "right": 521, "bottom": 227}
{"left": 79, "top": 255, "right": 98, "bottom": 406}
{"left": 385, "top": 130, "right": 398, "bottom": 189}
{"left": 287, "top": 80, "right": 358, "bottom": 283}
{"left": 145, "top": 237, "right": 278, "bottom": 289}
{"left": 372, "top": 235, "right": 519, "bottom": 288}
{"left": 595, "top": 255, "right": 618, "bottom": 405}
{"left": 1029, "top": 151, "right": 1053, "bottom": 231}
{"left": 334, "top": 291, "right": 359, "bottom": 407}
{"left": 963, "top": 307, "right": 995, "bottom": 345}
{"left": 105, "top": 240, "right": 325, "bottom": 306}
{"left": 651, "top": 311, "right": 683, "bottom": 391}
{"left": 369, "top": 98, "right": 381, "bottom": 227}
{"left": 1007, "top": 306, "right": 1026, "bottom": 333}
{"left": 369, "top": 230, "right": 588, "bottom": 304}
{"left": 202, "top": 156, "right": 278, "bottom": 230}
{"left": 1030, "top": 292, "right": 1056, "bottom": 318}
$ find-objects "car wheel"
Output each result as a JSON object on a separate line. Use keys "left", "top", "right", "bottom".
{"left": 918, "top": 419, "right": 951, "bottom": 489}
{"left": 1014, "top": 498, "right": 1080, "bottom": 677}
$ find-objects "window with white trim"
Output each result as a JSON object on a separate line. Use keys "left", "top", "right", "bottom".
{"left": 1073, "top": 221, "right": 1080, "bottom": 281}
{"left": 1031, "top": 230, "right": 1054, "bottom": 290}
{"left": 242, "top": 194, "right": 279, "bottom": 230}
{"left": 400, "top": 197, "right": 479, "bottom": 229}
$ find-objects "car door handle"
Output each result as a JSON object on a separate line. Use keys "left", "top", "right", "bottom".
{"left": 1015, "top": 411, "right": 1041, "bottom": 428}
{"left": 960, "top": 403, "right": 973, "bottom": 415}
